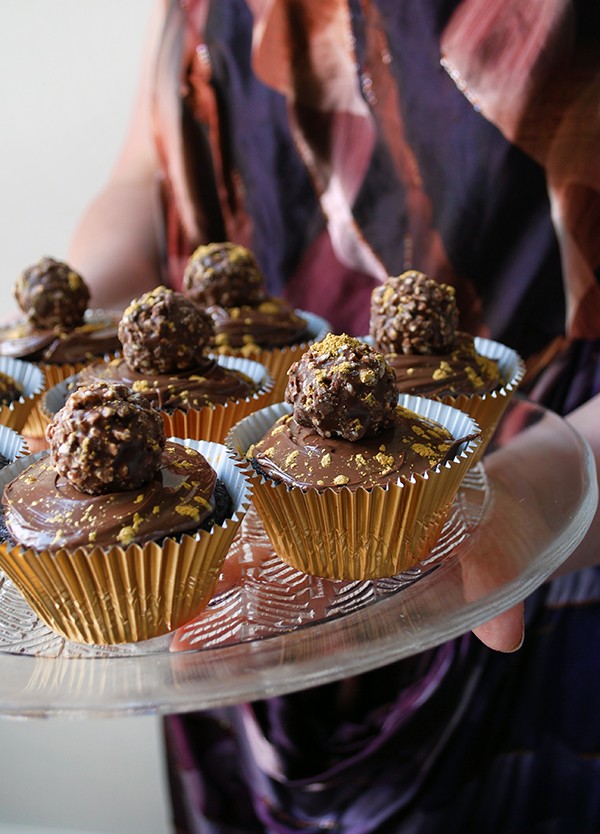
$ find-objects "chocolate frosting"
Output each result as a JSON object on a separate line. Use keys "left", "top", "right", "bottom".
{"left": 382, "top": 334, "right": 502, "bottom": 398}
{"left": 2, "top": 440, "right": 218, "bottom": 550}
{"left": 75, "top": 356, "right": 258, "bottom": 411}
{"left": 249, "top": 406, "right": 478, "bottom": 490}
{"left": 0, "top": 311, "right": 121, "bottom": 365}
{"left": 209, "top": 298, "right": 308, "bottom": 352}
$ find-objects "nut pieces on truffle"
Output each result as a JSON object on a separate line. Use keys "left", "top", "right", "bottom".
{"left": 15, "top": 257, "right": 90, "bottom": 330}
{"left": 46, "top": 382, "right": 166, "bottom": 495}
{"left": 370, "top": 270, "right": 459, "bottom": 356}
{"left": 285, "top": 333, "right": 397, "bottom": 441}
{"left": 118, "top": 286, "right": 214, "bottom": 374}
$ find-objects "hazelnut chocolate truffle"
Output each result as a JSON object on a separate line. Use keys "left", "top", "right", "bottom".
{"left": 285, "top": 333, "right": 397, "bottom": 442}
{"left": 118, "top": 285, "right": 214, "bottom": 375}
{"left": 183, "top": 242, "right": 267, "bottom": 308}
{"left": 15, "top": 256, "right": 90, "bottom": 330}
{"left": 46, "top": 381, "right": 165, "bottom": 495}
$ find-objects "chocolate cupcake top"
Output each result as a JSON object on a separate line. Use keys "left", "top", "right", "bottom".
{"left": 370, "top": 271, "right": 501, "bottom": 397}
{"left": 182, "top": 242, "right": 308, "bottom": 353}
{"left": 248, "top": 335, "right": 479, "bottom": 490}
{"left": 3, "top": 383, "right": 222, "bottom": 549}
{"left": 0, "top": 257, "right": 121, "bottom": 364}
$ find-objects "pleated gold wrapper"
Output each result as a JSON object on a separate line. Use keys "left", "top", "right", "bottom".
{"left": 0, "top": 440, "right": 251, "bottom": 645}
{"left": 0, "top": 356, "right": 45, "bottom": 433}
{"left": 226, "top": 397, "right": 481, "bottom": 580}
{"left": 213, "top": 310, "right": 331, "bottom": 403}
{"left": 435, "top": 338, "right": 524, "bottom": 465}
{"left": 41, "top": 355, "right": 274, "bottom": 444}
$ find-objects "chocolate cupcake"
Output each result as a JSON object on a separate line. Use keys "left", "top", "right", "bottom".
{"left": 0, "top": 257, "right": 121, "bottom": 436}
{"left": 227, "top": 334, "right": 481, "bottom": 580}
{"left": 182, "top": 242, "right": 330, "bottom": 401}
{"left": 369, "top": 271, "right": 524, "bottom": 460}
{"left": 45, "top": 285, "right": 274, "bottom": 443}
{"left": 0, "top": 382, "right": 251, "bottom": 644}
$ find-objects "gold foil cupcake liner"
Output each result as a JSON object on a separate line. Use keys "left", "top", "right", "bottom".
{"left": 0, "top": 440, "right": 252, "bottom": 645}
{"left": 226, "top": 397, "right": 481, "bottom": 580}
{"left": 215, "top": 309, "right": 331, "bottom": 403}
{"left": 439, "top": 338, "right": 524, "bottom": 464}
{"left": 0, "top": 355, "right": 45, "bottom": 433}
{"left": 41, "top": 354, "right": 274, "bottom": 445}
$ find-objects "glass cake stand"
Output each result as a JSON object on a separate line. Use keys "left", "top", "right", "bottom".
{"left": 0, "top": 396, "right": 596, "bottom": 718}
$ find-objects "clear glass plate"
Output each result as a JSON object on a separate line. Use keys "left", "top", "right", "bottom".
{"left": 0, "top": 396, "right": 596, "bottom": 717}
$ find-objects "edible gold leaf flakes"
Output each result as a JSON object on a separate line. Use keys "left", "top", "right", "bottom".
{"left": 412, "top": 443, "right": 437, "bottom": 459}
{"left": 133, "top": 380, "right": 150, "bottom": 392}
{"left": 406, "top": 367, "right": 415, "bottom": 375}
{"left": 152, "top": 505, "right": 160, "bottom": 514}
{"left": 258, "top": 301, "right": 279, "bottom": 314}
{"left": 375, "top": 452, "right": 394, "bottom": 470}
{"left": 117, "top": 512, "right": 144, "bottom": 546}
{"left": 432, "top": 361, "right": 452, "bottom": 381}
{"left": 320, "top": 453, "right": 331, "bottom": 468}
{"left": 465, "top": 365, "right": 484, "bottom": 389}
{"left": 271, "top": 423, "right": 287, "bottom": 436}
{"left": 334, "top": 475, "right": 349, "bottom": 485}
{"left": 354, "top": 453, "right": 367, "bottom": 468}
{"left": 51, "top": 529, "right": 64, "bottom": 546}
{"left": 215, "top": 333, "right": 229, "bottom": 346}
{"left": 285, "top": 450, "right": 299, "bottom": 469}
{"left": 194, "top": 496, "right": 211, "bottom": 510}
{"left": 134, "top": 494, "right": 144, "bottom": 504}
{"left": 88, "top": 531, "right": 97, "bottom": 543}
{"left": 262, "top": 446, "right": 275, "bottom": 458}
{"left": 176, "top": 504, "right": 201, "bottom": 520}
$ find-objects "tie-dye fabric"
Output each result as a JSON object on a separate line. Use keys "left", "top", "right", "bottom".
{"left": 156, "top": 1, "right": 600, "bottom": 830}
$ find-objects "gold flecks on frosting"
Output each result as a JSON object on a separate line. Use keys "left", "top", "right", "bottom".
{"left": 285, "top": 451, "right": 299, "bottom": 468}
{"left": 117, "top": 512, "right": 144, "bottom": 546}
{"left": 320, "top": 453, "right": 331, "bottom": 468}
{"left": 176, "top": 504, "right": 201, "bottom": 520}
{"left": 334, "top": 475, "right": 349, "bottom": 485}
{"left": 432, "top": 361, "right": 452, "bottom": 381}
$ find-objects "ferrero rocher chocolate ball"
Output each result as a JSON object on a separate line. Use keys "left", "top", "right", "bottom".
{"left": 118, "top": 286, "right": 214, "bottom": 374}
{"left": 46, "top": 382, "right": 166, "bottom": 495}
{"left": 370, "top": 270, "right": 459, "bottom": 356}
{"left": 15, "top": 256, "right": 90, "bottom": 329}
{"left": 182, "top": 242, "right": 267, "bottom": 308}
{"left": 285, "top": 333, "right": 397, "bottom": 441}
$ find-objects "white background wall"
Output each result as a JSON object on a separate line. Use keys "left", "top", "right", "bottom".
{"left": 0, "top": 2, "right": 173, "bottom": 833}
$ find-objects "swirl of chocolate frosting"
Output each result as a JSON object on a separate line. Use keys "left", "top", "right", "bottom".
{"left": 75, "top": 355, "right": 258, "bottom": 411}
{"left": 248, "top": 406, "right": 476, "bottom": 490}
{"left": 2, "top": 440, "right": 218, "bottom": 550}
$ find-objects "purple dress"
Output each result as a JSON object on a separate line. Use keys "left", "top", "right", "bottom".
{"left": 154, "top": 1, "right": 600, "bottom": 830}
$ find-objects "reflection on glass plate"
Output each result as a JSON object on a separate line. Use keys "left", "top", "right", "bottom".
{"left": 0, "top": 397, "right": 596, "bottom": 717}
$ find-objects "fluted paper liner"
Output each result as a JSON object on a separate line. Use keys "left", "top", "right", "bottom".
{"left": 0, "top": 440, "right": 251, "bottom": 644}
{"left": 214, "top": 309, "right": 330, "bottom": 402}
{"left": 41, "top": 354, "right": 274, "bottom": 444}
{"left": 0, "top": 355, "right": 45, "bottom": 433}
{"left": 0, "top": 423, "right": 29, "bottom": 462}
{"left": 226, "top": 397, "right": 481, "bottom": 580}
{"left": 436, "top": 338, "right": 524, "bottom": 464}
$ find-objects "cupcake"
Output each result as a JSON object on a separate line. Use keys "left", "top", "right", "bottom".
{"left": 182, "top": 242, "right": 330, "bottom": 400}
{"left": 46, "top": 285, "right": 274, "bottom": 443}
{"left": 227, "top": 334, "right": 481, "bottom": 580}
{"left": 369, "top": 270, "right": 524, "bottom": 460}
{"left": 0, "top": 256, "right": 121, "bottom": 436}
{"left": 0, "top": 382, "right": 251, "bottom": 644}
